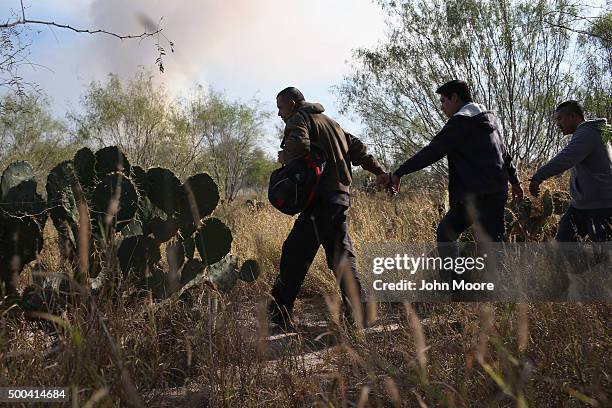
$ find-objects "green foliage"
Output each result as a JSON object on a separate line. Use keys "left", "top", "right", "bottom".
{"left": 182, "top": 87, "right": 270, "bottom": 200}
{"left": 578, "top": 12, "right": 612, "bottom": 119}
{"left": 0, "top": 93, "right": 75, "bottom": 184}
{"left": 244, "top": 148, "right": 277, "bottom": 192}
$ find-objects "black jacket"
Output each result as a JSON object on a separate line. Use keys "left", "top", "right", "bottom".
{"left": 394, "top": 103, "right": 519, "bottom": 205}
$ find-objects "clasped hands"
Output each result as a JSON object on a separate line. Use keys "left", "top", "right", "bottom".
{"left": 375, "top": 172, "right": 401, "bottom": 196}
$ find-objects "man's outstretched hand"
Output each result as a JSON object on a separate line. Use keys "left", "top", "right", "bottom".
{"left": 529, "top": 179, "right": 541, "bottom": 198}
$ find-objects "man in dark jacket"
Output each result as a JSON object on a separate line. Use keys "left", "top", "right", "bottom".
{"left": 270, "top": 87, "right": 388, "bottom": 329}
{"left": 530, "top": 100, "right": 612, "bottom": 241}
{"left": 387, "top": 80, "right": 523, "bottom": 285}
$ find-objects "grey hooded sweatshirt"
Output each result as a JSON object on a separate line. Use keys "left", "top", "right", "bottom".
{"left": 533, "top": 119, "right": 612, "bottom": 209}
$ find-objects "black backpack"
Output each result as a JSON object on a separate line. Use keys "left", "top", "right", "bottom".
{"left": 268, "top": 110, "right": 326, "bottom": 215}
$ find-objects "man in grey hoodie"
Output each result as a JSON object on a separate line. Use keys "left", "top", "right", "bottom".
{"left": 530, "top": 100, "right": 612, "bottom": 241}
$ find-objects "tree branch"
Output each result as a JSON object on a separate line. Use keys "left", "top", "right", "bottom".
{"left": 1, "top": 18, "right": 163, "bottom": 40}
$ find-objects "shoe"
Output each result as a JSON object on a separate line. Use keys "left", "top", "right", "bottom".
{"left": 268, "top": 301, "right": 295, "bottom": 332}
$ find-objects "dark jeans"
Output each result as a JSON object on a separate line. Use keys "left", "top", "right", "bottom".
{"left": 270, "top": 200, "right": 362, "bottom": 318}
{"left": 436, "top": 191, "right": 507, "bottom": 289}
{"left": 555, "top": 206, "right": 612, "bottom": 242}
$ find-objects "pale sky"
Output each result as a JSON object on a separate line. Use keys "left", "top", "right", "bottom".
{"left": 2, "top": 0, "right": 388, "bottom": 150}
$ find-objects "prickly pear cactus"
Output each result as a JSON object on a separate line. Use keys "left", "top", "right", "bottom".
{"left": 95, "top": 146, "right": 131, "bottom": 178}
{"left": 1, "top": 160, "right": 35, "bottom": 198}
{"left": 117, "top": 235, "right": 161, "bottom": 279}
{"left": 146, "top": 167, "right": 182, "bottom": 216}
{"left": 46, "top": 161, "right": 83, "bottom": 269}
{"left": 552, "top": 191, "right": 570, "bottom": 215}
{"left": 195, "top": 218, "right": 233, "bottom": 266}
{"left": 504, "top": 207, "right": 516, "bottom": 235}
{"left": 507, "top": 189, "right": 569, "bottom": 241}
{"left": 206, "top": 254, "right": 239, "bottom": 293}
{"left": 37, "top": 145, "right": 257, "bottom": 303}
{"left": 542, "top": 190, "right": 553, "bottom": 218}
{"left": 73, "top": 147, "right": 97, "bottom": 192}
{"left": 238, "top": 259, "right": 261, "bottom": 283}
{"left": 92, "top": 173, "right": 138, "bottom": 231}
{"left": 1, "top": 161, "right": 48, "bottom": 296}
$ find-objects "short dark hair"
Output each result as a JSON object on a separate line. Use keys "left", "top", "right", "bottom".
{"left": 277, "top": 87, "right": 305, "bottom": 104}
{"left": 435, "top": 80, "right": 473, "bottom": 103}
{"left": 555, "top": 100, "right": 584, "bottom": 119}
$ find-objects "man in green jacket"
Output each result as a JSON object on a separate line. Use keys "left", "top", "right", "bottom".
{"left": 270, "top": 87, "right": 388, "bottom": 329}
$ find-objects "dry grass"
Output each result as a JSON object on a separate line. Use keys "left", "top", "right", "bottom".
{"left": 1, "top": 187, "right": 610, "bottom": 407}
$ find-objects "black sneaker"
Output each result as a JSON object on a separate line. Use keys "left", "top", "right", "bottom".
{"left": 268, "top": 302, "right": 295, "bottom": 332}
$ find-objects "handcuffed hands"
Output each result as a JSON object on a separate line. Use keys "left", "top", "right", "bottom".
{"left": 376, "top": 172, "right": 400, "bottom": 196}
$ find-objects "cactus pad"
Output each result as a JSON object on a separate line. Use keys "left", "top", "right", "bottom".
{"left": 149, "top": 217, "right": 180, "bottom": 242}
{"left": 136, "top": 266, "right": 167, "bottom": 299}
{"left": 542, "top": 190, "right": 553, "bottom": 218}
{"left": 238, "top": 259, "right": 261, "bottom": 283}
{"left": 95, "top": 146, "right": 130, "bottom": 177}
{"left": 92, "top": 173, "right": 138, "bottom": 230}
{"left": 145, "top": 167, "right": 181, "bottom": 216}
{"left": 118, "top": 235, "right": 161, "bottom": 278}
{"left": 3, "top": 180, "right": 46, "bottom": 222}
{"left": 1, "top": 160, "right": 35, "bottom": 199}
{"left": 0, "top": 217, "right": 44, "bottom": 270}
{"left": 165, "top": 238, "right": 185, "bottom": 272}
{"left": 504, "top": 208, "right": 516, "bottom": 233}
{"left": 130, "top": 165, "right": 149, "bottom": 193}
{"left": 206, "top": 254, "right": 238, "bottom": 293}
{"left": 195, "top": 217, "right": 232, "bottom": 266}
{"left": 179, "top": 173, "right": 220, "bottom": 223}
{"left": 73, "top": 147, "right": 97, "bottom": 191}
{"left": 552, "top": 191, "right": 570, "bottom": 215}
{"left": 518, "top": 198, "right": 532, "bottom": 221}
{"left": 46, "top": 161, "right": 80, "bottom": 225}
{"left": 180, "top": 259, "right": 205, "bottom": 286}
{"left": 181, "top": 235, "right": 196, "bottom": 260}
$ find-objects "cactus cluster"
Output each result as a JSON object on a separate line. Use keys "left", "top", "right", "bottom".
{"left": 1, "top": 145, "right": 260, "bottom": 307}
{"left": 0, "top": 161, "right": 47, "bottom": 297}
{"left": 48, "top": 145, "right": 260, "bottom": 299}
{"left": 505, "top": 190, "right": 570, "bottom": 240}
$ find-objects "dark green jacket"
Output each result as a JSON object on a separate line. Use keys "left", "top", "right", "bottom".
{"left": 281, "top": 102, "right": 385, "bottom": 195}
